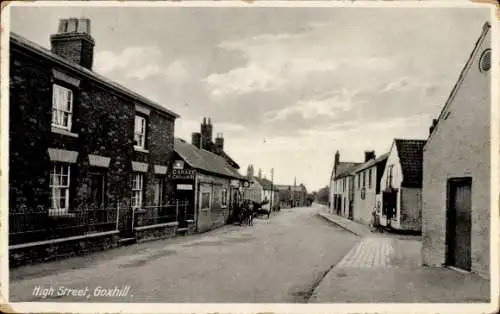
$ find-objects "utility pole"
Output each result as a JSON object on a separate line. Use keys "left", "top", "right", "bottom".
{"left": 270, "top": 168, "right": 274, "bottom": 211}
{"left": 293, "top": 176, "right": 296, "bottom": 208}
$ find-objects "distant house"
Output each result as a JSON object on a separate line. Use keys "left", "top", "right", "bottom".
{"left": 274, "top": 183, "right": 307, "bottom": 208}
{"left": 173, "top": 137, "right": 245, "bottom": 233}
{"left": 291, "top": 183, "right": 308, "bottom": 207}
{"left": 243, "top": 165, "right": 264, "bottom": 203}
{"left": 329, "top": 150, "right": 362, "bottom": 219}
{"left": 352, "top": 151, "right": 389, "bottom": 225}
{"left": 421, "top": 23, "right": 491, "bottom": 279}
{"left": 254, "top": 176, "right": 279, "bottom": 210}
{"left": 275, "top": 185, "right": 292, "bottom": 208}
{"left": 379, "top": 139, "right": 426, "bottom": 232}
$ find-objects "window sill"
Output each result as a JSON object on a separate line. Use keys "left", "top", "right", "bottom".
{"left": 134, "top": 146, "right": 149, "bottom": 153}
{"left": 51, "top": 126, "right": 79, "bottom": 138}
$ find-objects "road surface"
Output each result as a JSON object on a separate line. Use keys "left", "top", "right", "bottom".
{"left": 10, "top": 205, "right": 359, "bottom": 303}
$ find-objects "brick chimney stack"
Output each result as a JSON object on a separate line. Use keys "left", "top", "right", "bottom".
{"left": 215, "top": 133, "right": 224, "bottom": 153}
{"left": 247, "top": 165, "right": 254, "bottom": 180}
{"left": 50, "top": 17, "right": 95, "bottom": 70}
{"left": 201, "top": 117, "right": 213, "bottom": 149}
{"left": 191, "top": 132, "right": 201, "bottom": 149}
{"left": 364, "top": 150, "right": 376, "bottom": 162}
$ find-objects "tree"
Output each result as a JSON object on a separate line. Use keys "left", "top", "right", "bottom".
{"left": 316, "top": 186, "right": 329, "bottom": 205}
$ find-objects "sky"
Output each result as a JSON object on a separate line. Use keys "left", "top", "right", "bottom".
{"left": 9, "top": 4, "right": 491, "bottom": 192}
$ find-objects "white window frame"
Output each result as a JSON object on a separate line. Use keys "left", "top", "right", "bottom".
{"left": 200, "top": 191, "right": 211, "bottom": 210}
{"left": 49, "top": 162, "right": 71, "bottom": 216}
{"left": 52, "top": 84, "right": 73, "bottom": 131}
{"left": 131, "top": 173, "right": 144, "bottom": 209}
{"left": 134, "top": 115, "right": 147, "bottom": 149}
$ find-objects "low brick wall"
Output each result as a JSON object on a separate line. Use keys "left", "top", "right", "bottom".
{"left": 9, "top": 231, "right": 119, "bottom": 268}
{"left": 134, "top": 223, "right": 178, "bottom": 243}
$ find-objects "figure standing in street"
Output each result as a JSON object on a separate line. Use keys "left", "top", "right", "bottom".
{"left": 371, "top": 207, "right": 383, "bottom": 233}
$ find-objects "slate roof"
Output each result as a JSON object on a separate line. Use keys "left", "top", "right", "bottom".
{"left": 174, "top": 138, "right": 243, "bottom": 179}
{"left": 10, "top": 32, "right": 180, "bottom": 119}
{"left": 202, "top": 141, "right": 240, "bottom": 169}
{"left": 254, "top": 177, "right": 274, "bottom": 190}
{"left": 354, "top": 152, "right": 390, "bottom": 173}
{"left": 395, "top": 139, "right": 427, "bottom": 188}
{"left": 335, "top": 162, "right": 362, "bottom": 179}
{"left": 274, "top": 184, "right": 305, "bottom": 192}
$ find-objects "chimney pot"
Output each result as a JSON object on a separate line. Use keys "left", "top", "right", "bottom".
{"left": 364, "top": 150, "right": 376, "bottom": 162}
{"left": 51, "top": 17, "right": 95, "bottom": 69}
{"left": 191, "top": 132, "right": 201, "bottom": 149}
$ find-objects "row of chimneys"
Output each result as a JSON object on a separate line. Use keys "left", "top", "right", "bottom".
{"left": 334, "top": 149, "right": 376, "bottom": 165}
{"left": 191, "top": 117, "right": 224, "bottom": 151}
{"left": 246, "top": 165, "right": 267, "bottom": 180}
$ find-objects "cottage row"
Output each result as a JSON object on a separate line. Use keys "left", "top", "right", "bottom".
{"left": 7, "top": 17, "right": 298, "bottom": 266}
{"left": 328, "top": 22, "right": 491, "bottom": 280}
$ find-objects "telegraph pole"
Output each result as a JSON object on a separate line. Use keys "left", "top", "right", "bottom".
{"left": 270, "top": 168, "right": 274, "bottom": 211}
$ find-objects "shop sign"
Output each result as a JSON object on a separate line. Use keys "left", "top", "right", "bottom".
{"left": 177, "top": 184, "right": 193, "bottom": 191}
{"left": 230, "top": 180, "right": 240, "bottom": 188}
{"left": 173, "top": 160, "right": 184, "bottom": 170}
{"left": 169, "top": 169, "right": 195, "bottom": 180}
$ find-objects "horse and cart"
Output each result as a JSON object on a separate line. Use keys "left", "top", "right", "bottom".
{"left": 231, "top": 199, "right": 273, "bottom": 226}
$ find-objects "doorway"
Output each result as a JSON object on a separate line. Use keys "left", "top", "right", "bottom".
{"left": 89, "top": 171, "right": 106, "bottom": 208}
{"left": 446, "top": 177, "right": 472, "bottom": 271}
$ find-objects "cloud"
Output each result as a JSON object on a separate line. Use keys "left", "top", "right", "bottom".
{"left": 265, "top": 88, "right": 359, "bottom": 123}
{"left": 95, "top": 46, "right": 190, "bottom": 84}
{"left": 94, "top": 46, "right": 162, "bottom": 75}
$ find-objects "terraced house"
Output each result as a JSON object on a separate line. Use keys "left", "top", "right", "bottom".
{"left": 9, "top": 18, "right": 180, "bottom": 266}
{"left": 352, "top": 151, "right": 389, "bottom": 225}
{"left": 173, "top": 119, "right": 246, "bottom": 233}
{"left": 329, "top": 150, "right": 362, "bottom": 218}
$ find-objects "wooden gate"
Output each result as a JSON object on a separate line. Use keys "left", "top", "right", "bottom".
{"left": 446, "top": 177, "right": 472, "bottom": 271}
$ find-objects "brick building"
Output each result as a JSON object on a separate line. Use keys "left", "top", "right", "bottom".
{"left": 9, "top": 18, "right": 180, "bottom": 265}
{"left": 421, "top": 22, "right": 491, "bottom": 279}
{"left": 274, "top": 182, "right": 307, "bottom": 208}
{"left": 173, "top": 120, "right": 245, "bottom": 233}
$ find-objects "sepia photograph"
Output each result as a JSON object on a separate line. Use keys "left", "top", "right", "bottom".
{"left": 1, "top": 1, "right": 498, "bottom": 313}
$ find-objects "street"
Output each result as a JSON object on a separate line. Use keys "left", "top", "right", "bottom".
{"left": 10, "top": 205, "right": 360, "bottom": 303}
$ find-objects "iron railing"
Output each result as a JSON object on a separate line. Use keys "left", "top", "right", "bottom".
{"left": 9, "top": 204, "right": 119, "bottom": 246}
{"left": 132, "top": 200, "right": 192, "bottom": 229}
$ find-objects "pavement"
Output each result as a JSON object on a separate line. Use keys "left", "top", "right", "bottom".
{"left": 8, "top": 204, "right": 492, "bottom": 304}
{"left": 312, "top": 206, "right": 491, "bottom": 303}
{"left": 9, "top": 205, "right": 360, "bottom": 303}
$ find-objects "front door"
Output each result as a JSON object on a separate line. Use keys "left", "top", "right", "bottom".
{"left": 89, "top": 171, "right": 106, "bottom": 208}
{"left": 446, "top": 178, "right": 472, "bottom": 271}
